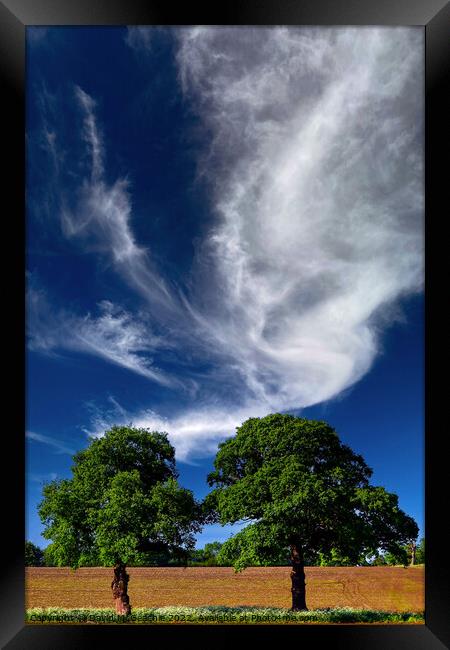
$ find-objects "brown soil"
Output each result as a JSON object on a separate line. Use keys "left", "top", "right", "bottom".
{"left": 25, "top": 566, "right": 424, "bottom": 612}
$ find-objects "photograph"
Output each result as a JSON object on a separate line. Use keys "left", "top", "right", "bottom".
{"left": 24, "top": 24, "right": 426, "bottom": 627}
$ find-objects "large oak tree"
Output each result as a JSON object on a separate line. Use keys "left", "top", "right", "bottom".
{"left": 206, "top": 414, "right": 418, "bottom": 610}
{"left": 39, "top": 426, "right": 202, "bottom": 612}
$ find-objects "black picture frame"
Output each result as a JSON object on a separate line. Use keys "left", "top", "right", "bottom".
{"left": 2, "top": 0, "right": 448, "bottom": 647}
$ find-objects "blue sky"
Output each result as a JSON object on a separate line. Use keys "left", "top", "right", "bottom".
{"left": 26, "top": 26, "right": 424, "bottom": 550}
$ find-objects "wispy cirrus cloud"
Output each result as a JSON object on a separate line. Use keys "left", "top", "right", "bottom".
{"left": 74, "top": 86, "right": 104, "bottom": 182}
{"left": 27, "top": 287, "right": 177, "bottom": 387}
{"left": 26, "top": 431, "right": 75, "bottom": 456}
{"left": 59, "top": 85, "right": 177, "bottom": 314}
{"left": 125, "top": 26, "right": 158, "bottom": 53}
{"left": 29, "top": 28, "right": 424, "bottom": 459}
{"left": 174, "top": 26, "right": 424, "bottom": 411}
{"left": 28, "top": 471, "right": 59, "bottom": 484}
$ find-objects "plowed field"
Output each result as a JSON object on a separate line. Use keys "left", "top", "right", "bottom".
{"left": 26, "top": 566, "right": 424, "bottom": 612}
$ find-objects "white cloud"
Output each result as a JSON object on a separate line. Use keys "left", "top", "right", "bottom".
{"left": 125, "top": 26, "right": 158, "bottom": 52}
{"left": 74, "top": 85, "right": 104, "bottom": 181}
{"left": 73, "top": 301, "right": 178, "bottom": 387}
{"left": 28, "top": 472, "right": 59, "bottom": 484}
{"left": 26, "top": 431, "right": 75, "bottom": 456}
{"left": 81, "top": 395, "right": 271, "bottom": 462}
{"left": 27, "top": 289, "right": 177, "bottom": 387}
{"left": 60, "top": 86, "right": 177, "bottom": 314}
{"left": 175, "top": 26, "right": 424, "bottom": 412}
{"left": 30, "top": 28, "right": 424, "bottom": 460}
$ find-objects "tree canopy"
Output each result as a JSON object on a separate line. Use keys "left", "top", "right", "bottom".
{"left": 415, "top": 537, "right": 425, "bottom": 564}
{"left": 206, "top": 414, "right": 418, "bottom": 572}
{"left": 371, "top": 536, "right": 425, "bottom": 566}
{"left": 39, "top": 426, "right": 203, "bottom": 568}
{"left": 25, "top": 541, "right": 44, "bottom": 567}
{"left": 189, "top": 542, "right": 225, "bottom": 566}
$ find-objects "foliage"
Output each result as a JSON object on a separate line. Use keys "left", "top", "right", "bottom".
{"left": 25, "top": 541, "right": 44, "bottom": 567}
{"left": 370, "top": 537, "right": 425, "bottom": 566}
{"left": 42, "top": 544, "right": 57, "bottom": 567}
{"left": 204, "top": 541, "right": 223, "bottom": 558}
{"left": 26, "top": 606, "right": 425, "bottom": 624}
{"left": 415, "top": 537, "right": 425, "bottom": 564}
{"left": 189, "top": 542, "right": 226, "bottom": 566}
{"left": 38, "top": 426, "right": 203, "bottom": 568}
{"left": 206, "top": 414, "right": 419, "bottom": 572}
{"left": 316, "top": 548, "right": 358, "bottom": 567}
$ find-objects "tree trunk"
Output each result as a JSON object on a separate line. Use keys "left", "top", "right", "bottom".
{"left": 290, "top": 543, "right": 307, "bottom": 611}
{"left": 410, "top": 542, "right": 416, "bottom": 566}
{"left": 111, "top": 562, "right": 131, "bottom": 615}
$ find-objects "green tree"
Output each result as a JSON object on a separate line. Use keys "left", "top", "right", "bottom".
{"left": 317, "top": 548, "right": 357, "bottom": 566}
{"left": 200, "top": 541, "right": 224, "bottom": 565}
{"left": 206, "top": 414, "right": 418, "bottom": 610}
{"left": 39, "top": 426, "right": 203, "bottom": 608}
{"left": 43, "top": 544, "right": 57, "bottom": 567}
{"left": 415, "top": 537, "right": 425, "bottom": 564}
{"left": 188, "top": 542, "right": 225, "bottom": 566}
{"left": 373, "top": 546, "right": 409, "bottom": 566}
{"left": 371, "top": 536, "right": 425, "bottom": 567}
{"left": 25, "top": 541, "right": 44, "bottom": 566}
{"left": 188, "top": 548, "right": 206, "bottom": 564}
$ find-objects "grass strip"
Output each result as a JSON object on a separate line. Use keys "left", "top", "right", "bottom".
{"left": 26, "top": 606, "right": 425, "bottom": 624}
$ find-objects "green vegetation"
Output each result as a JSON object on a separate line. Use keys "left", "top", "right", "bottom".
{"left": 188, "top": 542, "right": 225, "bottom": 566}
{"left": 415, "top": 537, "right": 425, "bottom": 564}
{"left": 371, "top": 537, "right": 425, "bottom": 566}
{"left": 206, "top": 414, "right": 419, "bottom": 610}
{"left": 25, "top": 541, "right": 44, "bottom": 567}
{"left": 33, "top": 416, "right": 421, "bottom": 614}
{"left": 27, "top": 538, "right": 426, "bottom": 568}
{"left": 38, "top": 426, "right": 203, "bottom": 569}
{"left": 26, "top": 606, "right": 424, "bottom": 624}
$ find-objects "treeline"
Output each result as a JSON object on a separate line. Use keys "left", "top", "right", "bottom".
{"left": 25, "top": 540, "right": 228, "bottom": 567}
{"left": 25, "top": 538, "right": 425, "bottom": 568}
{"left": 370, "top": 537, "right": 425, "bottom": 566}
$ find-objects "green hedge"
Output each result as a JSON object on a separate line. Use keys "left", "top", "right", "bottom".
{"left": 26, "top": 606, "right": 424, "bottom": 624}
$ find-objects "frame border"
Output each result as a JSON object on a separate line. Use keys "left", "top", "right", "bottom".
{"left": 2, "top": 0, "right": 449, "bottom": 647}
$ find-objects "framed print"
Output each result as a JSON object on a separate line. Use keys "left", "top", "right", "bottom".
{"left": 1, "top": 0, "right": 449, "bottom": 648}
